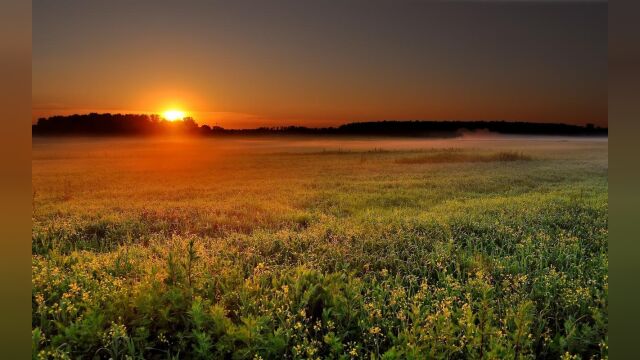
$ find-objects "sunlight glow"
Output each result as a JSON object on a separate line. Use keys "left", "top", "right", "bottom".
{"left": 162, "top": 109, "right": 186, "bottom": 121}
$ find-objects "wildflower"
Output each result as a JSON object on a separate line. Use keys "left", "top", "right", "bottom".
{"left": 369, "top": 326, "right": 381, "bottom": 335}
{"left": 561, "top": 352, "right": 579, "bottom": 360}
{"left": 420, "top": 280, "right": 428, "bottom": 291}
{"left": 599, "top": 340, "right": 608, "bottom": 351}
{"left": 69, "top": 282, "right": 81, "bottom": 294}
{"left": 158, "top": 332, "right": 168, "bottom": 344}
{"left": 66, "top": 303, "right": 76, "bottom": 314}
{"left": 306, "top": 347, "right": 317, "bottom": 356}
{"left": 254, "top": 262, "right": 266, "bottom": 274}
{"left": 326, "top": 320, "right": 335, "bottom": 329}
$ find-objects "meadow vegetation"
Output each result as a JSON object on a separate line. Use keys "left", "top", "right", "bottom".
{"left": 394, "top": 150, "right": 533, "bottom": 164}
{"left": 32, "top": 137, "right": 608, "bottom": 359}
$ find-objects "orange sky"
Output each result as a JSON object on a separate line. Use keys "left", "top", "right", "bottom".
{"left": 33, "top": 1, "right": 607, "bottom": 129}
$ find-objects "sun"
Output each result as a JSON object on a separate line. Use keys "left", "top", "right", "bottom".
{"left": 162, "top": 109, "right": 186, "bottom": 121}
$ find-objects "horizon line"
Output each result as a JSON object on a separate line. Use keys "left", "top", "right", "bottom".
{"left": 34, "top": 112, "right": 608, "bottom": 130}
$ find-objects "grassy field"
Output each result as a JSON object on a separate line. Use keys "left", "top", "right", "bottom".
{"left": 32, "top": 136, "right": 608, "bottom": 359}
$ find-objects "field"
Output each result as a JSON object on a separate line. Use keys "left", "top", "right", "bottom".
{"left": 32, "top": 136, "right": 608, "bottom": 359}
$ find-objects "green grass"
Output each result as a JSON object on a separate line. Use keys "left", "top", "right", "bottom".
{"left": 395, "top": 150, "right": 533, "bottom": 164}
{"left": 32, "top": 137, "right": 608, "bottom": 359}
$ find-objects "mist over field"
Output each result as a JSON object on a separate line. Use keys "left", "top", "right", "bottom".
{"left": 32, "top": 136, "right": 607, "bottom": 359}
{"left": 32, "top": 133, "right": 608, "bottom": 156}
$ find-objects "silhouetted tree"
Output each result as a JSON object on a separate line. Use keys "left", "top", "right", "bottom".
{"left": 32, "top": 114, "right": 607, "bottom": 137}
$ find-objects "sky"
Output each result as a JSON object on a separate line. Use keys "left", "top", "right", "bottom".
{"left": 33, "top": 0, "right": 607, "bottom": 129}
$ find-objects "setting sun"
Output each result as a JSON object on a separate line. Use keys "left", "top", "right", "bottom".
{"left": 162, "top": 109, "right": 186, "bottom": 121}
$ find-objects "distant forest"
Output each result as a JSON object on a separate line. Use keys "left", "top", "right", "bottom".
{"left": 32, "top": 113, "right": 608, "bottom": 137}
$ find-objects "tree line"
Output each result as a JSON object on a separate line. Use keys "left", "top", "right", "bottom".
{"left": 32, "top": 113, "right": 608, "bottom": 137}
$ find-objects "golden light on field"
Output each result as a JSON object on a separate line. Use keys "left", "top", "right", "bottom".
{"left": 162, "top": 109, "right": 186, "bottom": 121}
